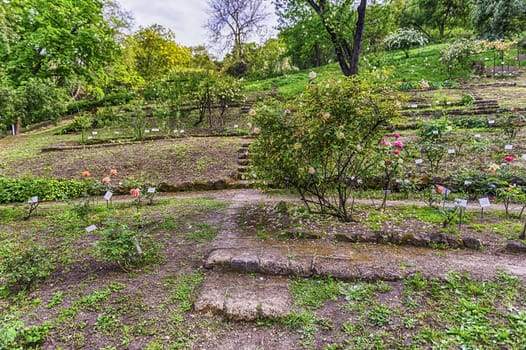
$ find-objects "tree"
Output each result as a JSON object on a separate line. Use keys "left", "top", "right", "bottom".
{"left": 251, "top": 71, "right": 400, "bottom": 221}
{"left": 1, "top": 0, "right": 118, "bottom": 86}
{"left": 131, "top": 25, "right": 191, "bottom": 80}
{"left": 384, "top": 28, "right": 428, "bottom": 58}
{"left": 205, "top": 0, "right": 270, "bottom": 60}
{"left": 275, "top": 0, "right": 368, "bottom": 76}
{"left": 471, "top": 0, "right": 526, "bottom": 39}
{"left": 401, "top": 0, "right": 474, "bottom": 41}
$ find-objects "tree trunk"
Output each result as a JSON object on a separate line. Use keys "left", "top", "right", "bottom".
{"left": 349, "top": 0, "right": 367, "bottom": 75}
{"left": 15, "top": 117, "right": 22, "bottom": 136}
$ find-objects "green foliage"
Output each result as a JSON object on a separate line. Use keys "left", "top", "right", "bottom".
{"left": 0, "top": 242, "right": 55, "bottom": 294}
{"left": 0, "top": 318, "right": 51, "bottom": 350}
{"left": 440, "top": 39, "right": 485, "bottom": 74}
{"left": 96, "top": 219, "right": 162, "bottom": 271}
{"left": 0, "top": 176, "right": 87, "bottom": 204}
{"left": 384, "top": 28, "right": 428, "bottom": 58}
{"left": 417, "top": 118, "right": 453, "bottom": 175}
{"left": 290, "top": 277, "right": 340, "bottom": 308}
{"left": 251, "top": 71, "right": 400, "bottom": 221}
{"left": 472, "top": 0, "right": 526, "bottom": 39}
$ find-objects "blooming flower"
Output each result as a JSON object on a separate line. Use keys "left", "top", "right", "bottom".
{"left": 380, "top": 139, "right": 391, "bottom": 147}
{"left": 248, "top": 109, "right": 256, "bottom": 116}
{"left": 504, "top": 155, "right": 515, "bottom": 163}
{"left": 102, "top": 177, "right": 111, "bottom": 184}
{"left": 393, "top": 149, "right": 400, "bottom": 155}
{"left": 253, "top": 127, "right": 261, "bottom": 135}
{"left": 322, "top": 112, "right": 330, "bottom": 121}
{"left": 393, "top": 140, "right": 404, "bottom": 149}
{"left": 308, "top": 71, "right": 317, "bottom": 80}
{"left": 82, "top": 171, "right": 90, "bottom": 178}
{"left": 308, "top": 167, "right": 316, "bottom": 175}
{"left": 284, "top": 109, "right": 291, "bottom": 114}
{"left": 293, "top": 143, "right": 302, "bottom": 150}
{"left": 393, "top": 133, "right": 401, "bottom": 139}
{"left": 130, "top": 188, "right": 140, "bottom": 198}
{"left": 110, "top": 169, "right": 118, "bottom": 176}
{"left": 337, "top": 132, "right": 345, "bottom": 139}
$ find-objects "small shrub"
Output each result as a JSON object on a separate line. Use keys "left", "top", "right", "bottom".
{"left": 0, "top": 242, "right": 55, "bottom": 294}
{"left": 384, "top": 28, "right": 428, "bottom": 58}
{"left": 96, "top": 219, "right": 162, "bottom": 271}
{"left": 0, "top": 318, "right": 51, "bottom": 349}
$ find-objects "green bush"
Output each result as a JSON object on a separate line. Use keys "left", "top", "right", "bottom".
{"left": 251, "top": 70, "right": 400, "bottom": 221}
{"left": 96, "top": 219, "right": 162, "bottom": 271}
{"left": 0, "top": 177, "right": 88, "bottom": 204}
{"left": 0, "top": 242, "right": 55, "bottom": 294}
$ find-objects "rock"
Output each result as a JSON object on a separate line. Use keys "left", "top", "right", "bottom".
{"left": 205, "top": 249, "right": 233, "bottom": 269}
{"left": 506, "top": 240, "right": 526, "bottom": 253}
{"left": 462, "top": 237, "right": 483, "bottom": 250}
{"left": 259, "top": 253, "right": 291, "bottom": 275}
{"left": 334, "top": 232, "right": 358, "bottom": 243}
{"left": 230, "top": 254, "right": 260, "bottom": 272}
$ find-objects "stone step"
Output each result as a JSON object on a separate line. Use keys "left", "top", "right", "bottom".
{"left": 238, "top": 166, "right": 249, "bottom": 173}
{"left": 237, "top": 150, "right": 249, "bottom": 159}
{"left": 241, "top": 142, "right": 251, "bottom": 148}
{"left": 194, "top": 272, "right": 293, "bottom": 321}
{"left": 204, "top": 240, "right": 525, "bottom": 282}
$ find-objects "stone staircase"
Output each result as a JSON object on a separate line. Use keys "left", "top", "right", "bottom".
{"left": 236, "top": 142, "right": 251, "bottom": 180}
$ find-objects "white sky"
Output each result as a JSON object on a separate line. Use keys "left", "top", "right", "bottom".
{"left": 117, "top": 0, "right": 277, "bottom": 56}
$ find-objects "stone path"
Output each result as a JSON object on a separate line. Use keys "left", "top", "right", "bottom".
{"left": 195, "top": 189, "right": 526, "bottom": 320}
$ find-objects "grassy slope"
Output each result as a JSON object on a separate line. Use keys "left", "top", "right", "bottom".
{"left": 244, "top": 42, "right": 520, "bottom": 100}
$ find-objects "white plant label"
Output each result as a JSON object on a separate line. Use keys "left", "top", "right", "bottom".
{"left": 151, "top": 128, "right": 159, "bottom": 132}
{"left": 134, "top": 237, "right": 143, "bottom": 255}
{"left": 147, "top": 187, "right": 156, "bottom": 193}
{"left": 411, "top": 104, "right": 418, "bottom": 108}
{"left": 522, "top": 154, "right": 526, "bottom": 161}
{"left": 92, "top": 131, "right": 98, "bottom": 135}
{"left": 180, "top": 130, "right": 184, "bottom": 133}
{"left": 432, "top": 130, "right": 439, "bottom": 135}
{"left": 454, "top": 198, "right": 468, "bottom": 208}
{"left": 85, "top": 224, "right": 98, "bottom": 233}
{"left": 488, "top": 120, "right": 495, "bottom": 125}
{"left": 87, "top": 136, "right": 93, "bottom": 140}
{"left": 479, "top": 197, "right": 491, "bottom": 208}
{"left": 104, "top": 191, "right": 113, "bottom": 201}
{"left": 474, "top": 134, "right": 481, "bottom": 138}
{"left": 464, "top": 181, "right": 472, "bottom": 186}
{"left": 145, "top": 129, "right": 150, "bottom": 133}
{"left": 448, "top": 149, "right": 456, "bottom": 154}
{"left": 28, "top": 196, "right": 38, "bottom": 204}
{"left": 415, "top": 159, "right": 423, "bottom": 165}
{"left": 505, "top": 145, "right": 513, "bottom": 151}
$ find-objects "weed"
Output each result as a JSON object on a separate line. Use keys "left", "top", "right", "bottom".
{"left": 290, "top": 277, "right": 340, "bottom": 308}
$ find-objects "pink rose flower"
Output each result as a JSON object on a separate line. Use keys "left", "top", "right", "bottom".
{"left": 380, "top": 139, "right": 390, "bottom": 147}
{"left": 130, "top": 188, "right": 140, "bottom": 198}
{"left": 393, "top": 149, "right": 401, "bottom": 155}
{"left": 393, "top": 140, "right": 404, "bottom": 149}
{"left": 504, "top": 155, "right": 515, "bottom": 163}
{"left": 393, "top": 133, "right": 401, "bottom": 139}
{"left": 102, "top": 177, "right": 111, "bottom": 184}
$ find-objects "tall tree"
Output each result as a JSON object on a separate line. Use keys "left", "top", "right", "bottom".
{"left": 275, "top": 0, "right": 367, "bottom": 76}
{"left": 205, "top": 0, "right": 270, "bottom": 60}
{"left": 131, "top": 24, "right": 191, "bottom": 80}
{"left": 471, "top": 0, "right": 526, "bottom": 39}
{"left": 401, "top": 0, "right": 474, "bottom": 41}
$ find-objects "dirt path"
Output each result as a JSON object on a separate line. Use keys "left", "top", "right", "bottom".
{"left": 194, "top": 189, "right": 526, "bottom": 323}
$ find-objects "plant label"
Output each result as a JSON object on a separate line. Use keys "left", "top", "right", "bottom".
{"left": 234, "top": 124, "right": 239, "bottom": 128}
{"left": 432, "top": 130, "right": 439, "bottom": 135}
{"left": 104, "top": 191, "right": 113, "bottom": 201}
{"left": 114, "top": 131, "right": 120, "bottom": 134}
{"left": 505, "top": 145, "right": 513, "bottom": 151}
{"left": 522, "top": 154, "right": 526, "bottom": 161}
{"left": 145, "top": 129, "right": 150, "bottom": 133}
{"left": 87, "top": 136, "right": 93, "bottom": 140}
{"left": 151, "top": 128, "right": 159, "bottom": 132}
{"left": 85, "top": 224, "right": 97, "bottom": 233}
{"left": 180, "top": 130, "right": 184, "bottom": 134}
{"left": 488, "top": 120, "right": 495, "bottom": 125}
{"left": 464, "top": 181, "right": 472, "bottom": 186}
{"left": 92, "top": 131, "right": 98, "bottom": 135}
{"left": 28, "top": 196, "right": 38, "bottom": 204}
{"left": 479, "top": 198, "right": 491, "bottom": 208}
{"left": 382, "top": 190, "right": 391, "bottom": 194}
{"left": 415, "top": 159, "right": 423, "bottom": 165}
{"left": 147, "top": 187, "right": 156, "bottom": 193}
{"left": 410, "top": 104, "right": 418, "bottom": 108}
{"left": 474, "top": 134, "right": 481, "bottom": 138}
{"left": 448, "top": 149, "right": 456, "bottom": 154}
{"left": 454, "top": 198, "right": 468, "bottom": 208}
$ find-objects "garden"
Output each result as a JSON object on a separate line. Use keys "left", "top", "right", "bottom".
{"left": 1, "top": 0, "right": 526, "bottom": 348}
